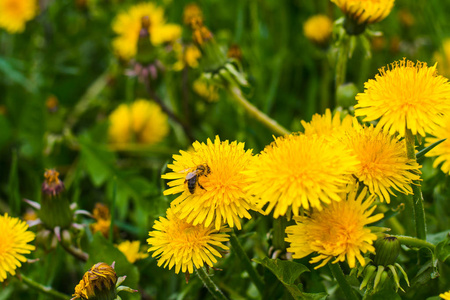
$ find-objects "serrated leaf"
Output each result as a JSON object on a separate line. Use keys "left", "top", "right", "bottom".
{"left": 254, "top": 258, "right": 325, "bottom": 299}
{"left": 86, "top": 233, "right": 140, "bottom": 300}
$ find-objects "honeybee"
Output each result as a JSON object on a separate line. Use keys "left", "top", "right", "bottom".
{"left": 184, "top": 164, "right": 211, "bottom": 194}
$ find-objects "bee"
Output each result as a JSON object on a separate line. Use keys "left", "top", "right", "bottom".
{"left": 184, "top": 164, "right": 211, "bottom": 194}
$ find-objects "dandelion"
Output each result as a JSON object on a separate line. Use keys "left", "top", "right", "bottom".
{"left": 108, "top": 99, "right": 169, "bottom": 146}
{"left": 116, "top": 241, "right": 149, "bottom": 264}
{"left": 285, "top": 183, "right": 383, "bottom": 269}
{"left": 331, "top": 0, "right": 394, "bottom": 25}
{"left": 147, "top": 208, "right": 230, "bottom": 274}
{"left": 425, "top": 116, "right": 450, "bottom": 174}
{"left": 303, "top": 15, "right": 333, "bottom": 45}
{"left": 183, "top": 3, "right": 203, "bottom": 26}
{"left": 173, "top": 43, "right": 201, "bottom": 71}
{"left": 355, "top": 58, "right": 450, "bottom": 137}
{"left": 434, "top": 39, "right": 450, "bottom": 77}
{"left": 162, "top": 136, "right": 254, "bottom": 230}
{"left": 440, "top": 291, "right": 450, "bottom": 300}
{"left": 344, "top": 124, "right": 421, "bottom": 203}
{"left": 91, "top": 203, "right": 111, "bottom": 238}
{"left": 244, "top": 134, "right": 358, "bottom": 218}
{"left": 301, "top": 108, "right": 353, "bottom": 140}
{"left": 112, "top": 3, "right": 181, "bottom": 59}
{"left": 0, "top": 0, "right": 37, "bottom": 33}
{"left": 0, "top": 213, "right": 36, "bottom": 282}
{"left": 72, "top": 262, "right": 118, "bottom": 300}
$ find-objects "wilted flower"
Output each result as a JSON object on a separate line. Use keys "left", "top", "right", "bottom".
{"left": 355, "top": 58, "right": 450, "bottom": 137}
{"left": 183, "top": 3, "right": 203, "bottom": 26}
{"left": 162, "top": 136, "right": 255, "bottom": 230}
{"left": 91, "top": 203, "right": 112, "bottom": 238}
{"left": 303, "top": 15, "right": 333, "bottom": 45}
{"left": 193, "top": 77, "right": 219, "bottom": 102}
{"left": 112, "top": 3, "right": 181, "bottom": 59}
{"left": 116, "top": 241, "right": 149, "bottom": 264}
{"left": 0, "top": 213, "right": 36, "bottom": 282}
{"left": 71, "top": 262, "right": 136, "bottom": 300}
{"left": 108, "top": 99, "right": 169, "bottom": 146}
{"left": 147, "top": 208, "right": 230, "bottom": 274}
{"left": 285, "top": 183, "right": 383, "bottom": 269}
{"left": 0, "top": 0, "right": 37, "bottom": 33}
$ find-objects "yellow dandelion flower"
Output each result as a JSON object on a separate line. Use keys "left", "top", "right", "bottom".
{"left": 244, "top": 134, "right": 358, "bottom": 218}
{"left": 344, "top": 124, "right": 421, "bottom": 203}
{"left": 425, "top": 116, "right": 450, "bottom": 174}
{"left": 90, "top": 203, "right": 111, "bottom": 238}
{"left": 301, "top": 108, "right": 353, "bottom": 139}
{"left": 162, "top": 136, "right": 254, "bottom": 230}
{"left": 147, "top": 208, "right": 230, "bottom": 274}
{"left": 355, "top": 58, "right": 450, "bottom": 137}
{"left": 173, "top": 43, "right": 201, "bottom": 71}
{"left": 0, "top": 213, "right": 36, "bottom": 282}
{"left": 183, "top": 3, "right": 203, "bottom": 26}
{"left": 0, "top": 0, "right": 37, "bottom": 33}
{"left": 193, "top": 78, "right": 219, "bottom": 102}
{"left": 112, "top": 3, "right": 181, "bottom": 59}
{"left": 116, "top": 241, "right": 149, "bottom": 264}
{"left": 440, "top": 291, "right": 450, "bottom": 300}
{"left": 285, "top": 183, "right": 383, "bottom": 269}
{"left": 108, "top": 99, "right": 169, "bottom": 146}
{"left": 331, "top": 0, "right": 394, "bottom": 25}
{"left": 303, "top": 15, "right": 333, "bottom": 45}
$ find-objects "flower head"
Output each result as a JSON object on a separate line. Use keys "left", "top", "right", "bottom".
{"left": 162, "top": 136, "right": 254, "bottom": 230}
{"left": 0, "top": 213, "right": 36, "bottom": 282}
{"left": 0, "top": 0, "right": 37, "bottom": 33}
{"left": 303, "top": 15, "right": 333, "bottom": 45}
{"left": 355, "top": 58, "right": 450, "bottom": 137}
{"left": 108, "top": 99, "right": 169, "bottom": 146}
{"left": 112, "top": 3, "right": 181, "bottom": 59}
{"left": 344, "top": 124, "right": 421, "bottom": 203}
{"left": 116, "top": 241, "right": 149, "bottom": 264}
{"left": 42, "top": 169, "right": 65, "bottom": 197}
{"left": 91, "top": 203, "right": 112, "bottom": 238}
{"left": 425, "top": 116, "right": 450, "bottom": 174}
{"left": 331, "top": 0, "right": 394, "bottom": 25}
{"left": 285, "top": 184, "right": 383, "bottom": 269}
{"left": 193, "top": 77, "right": 219, "bottom": 102}
{"left": 72, "top": 262, "right": 118, "bottom": 300}
{"left": 434, "top": 39, "right": 450, "bottom": 78}
{"left": 173, "top": 43, "right": 201, "bottom": 70}
{"left": 301, "top": 109, "right": 353, "bottom": 140}
{"left": 147, "top": 208, "right": 230, "bottom": 274}
{"left": 244, "top": 134, "right": 358, "bottom": 218}
{"left": 183, "top": 3, "right": 203, "bottom": 26}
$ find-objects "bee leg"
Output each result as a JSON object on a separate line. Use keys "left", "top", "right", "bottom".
{"left": 198, "top": 182, "right": 206, "bottom": 190}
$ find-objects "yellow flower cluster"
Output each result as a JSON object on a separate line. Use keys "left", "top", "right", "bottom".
{"left": 303, "top": 15, "right": 333, "bottom": 45}
{"left": 108, "top": 99, "right": 169, "bottom": 146}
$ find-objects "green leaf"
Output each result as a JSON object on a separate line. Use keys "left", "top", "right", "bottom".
{"left": 254, "top": 257, "right": 326, "bottom": 300}
{"left": 416, "top": 139, "right": 446, "bottom": 161}
{"left": 86, "top": 233, "right": 140, "bottom": 300}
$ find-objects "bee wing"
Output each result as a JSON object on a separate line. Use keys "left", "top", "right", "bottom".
{"left": 185, "top": 171, "right": 197, "bottom": 180}
{"left": 178, "top": 167, "right": 192, "bottom": 174}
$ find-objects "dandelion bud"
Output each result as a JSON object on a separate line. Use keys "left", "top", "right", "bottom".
{"left": 303, "top": 15, "right": 333, "bottom": 46}
{"left": 373, "top": 236, "right": 400, "bottom": 267}
{"left": 40, "top": 169, "right": 73, "bottom": 229}
{"left": 72, "top": 262, "right": 137, "bottom": 300}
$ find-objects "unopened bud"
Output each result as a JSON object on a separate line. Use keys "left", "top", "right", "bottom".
{"left": 373, "top": 236, "right": 400, "bottom": 267}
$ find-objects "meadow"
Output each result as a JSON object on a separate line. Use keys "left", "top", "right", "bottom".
{"left": 0, "top": 0, "right": 450, "bottom": 299}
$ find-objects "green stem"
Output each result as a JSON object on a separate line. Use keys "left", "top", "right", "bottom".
{"left": 227, "top": 85, "right": 290, "bottom": 136}
{"left": 110, "top": 177, "right": 117, "bottom": 243}
{"left": 328, "top": 263, "right": 358, "bottom": 300}
{"left": 393, "top": 235, "right": 435, "bottom": 251}
{"left": 229, "top": 232, "right": 265, "bottom": 294}
{"left": 319, "top": 58, "right": 331, "bottom": 112}
{"left": 335, "top": 35, "right": 350, "bottom": 90}
{"left": 272, "top": 217, "right": 287, "bottom": 252}
{"left": 19, "top": 273, "right": 70, "bottom": 300}
{"left": 405, "top": 129, "right": 427, "bottom": 240}
{"left": 196, "top": 267, "right": 229, "bottom": 300}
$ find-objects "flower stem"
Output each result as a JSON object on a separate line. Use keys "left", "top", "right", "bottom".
{"left": 335, "top": 34, "right": 350, "bottom": 90}
{"left": 227, "top": 85, "right": 290, "bottom": 136}
{"left": 328, "top": 262, "right": 358, "bottom": 300}
{"left": 229, "top": 232, "right": 265, "bottom": 294}
{"left": 393, "top": 235, "right": 435, "bottom": 251}
{"left": 405, "top": 129, "right": 427, "bottom": 240}
{"left": 196, "top": 267, "right": 229, "bottom": 300}
{"left": 19, "top": 273, "right": 70, "bottom": 300}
